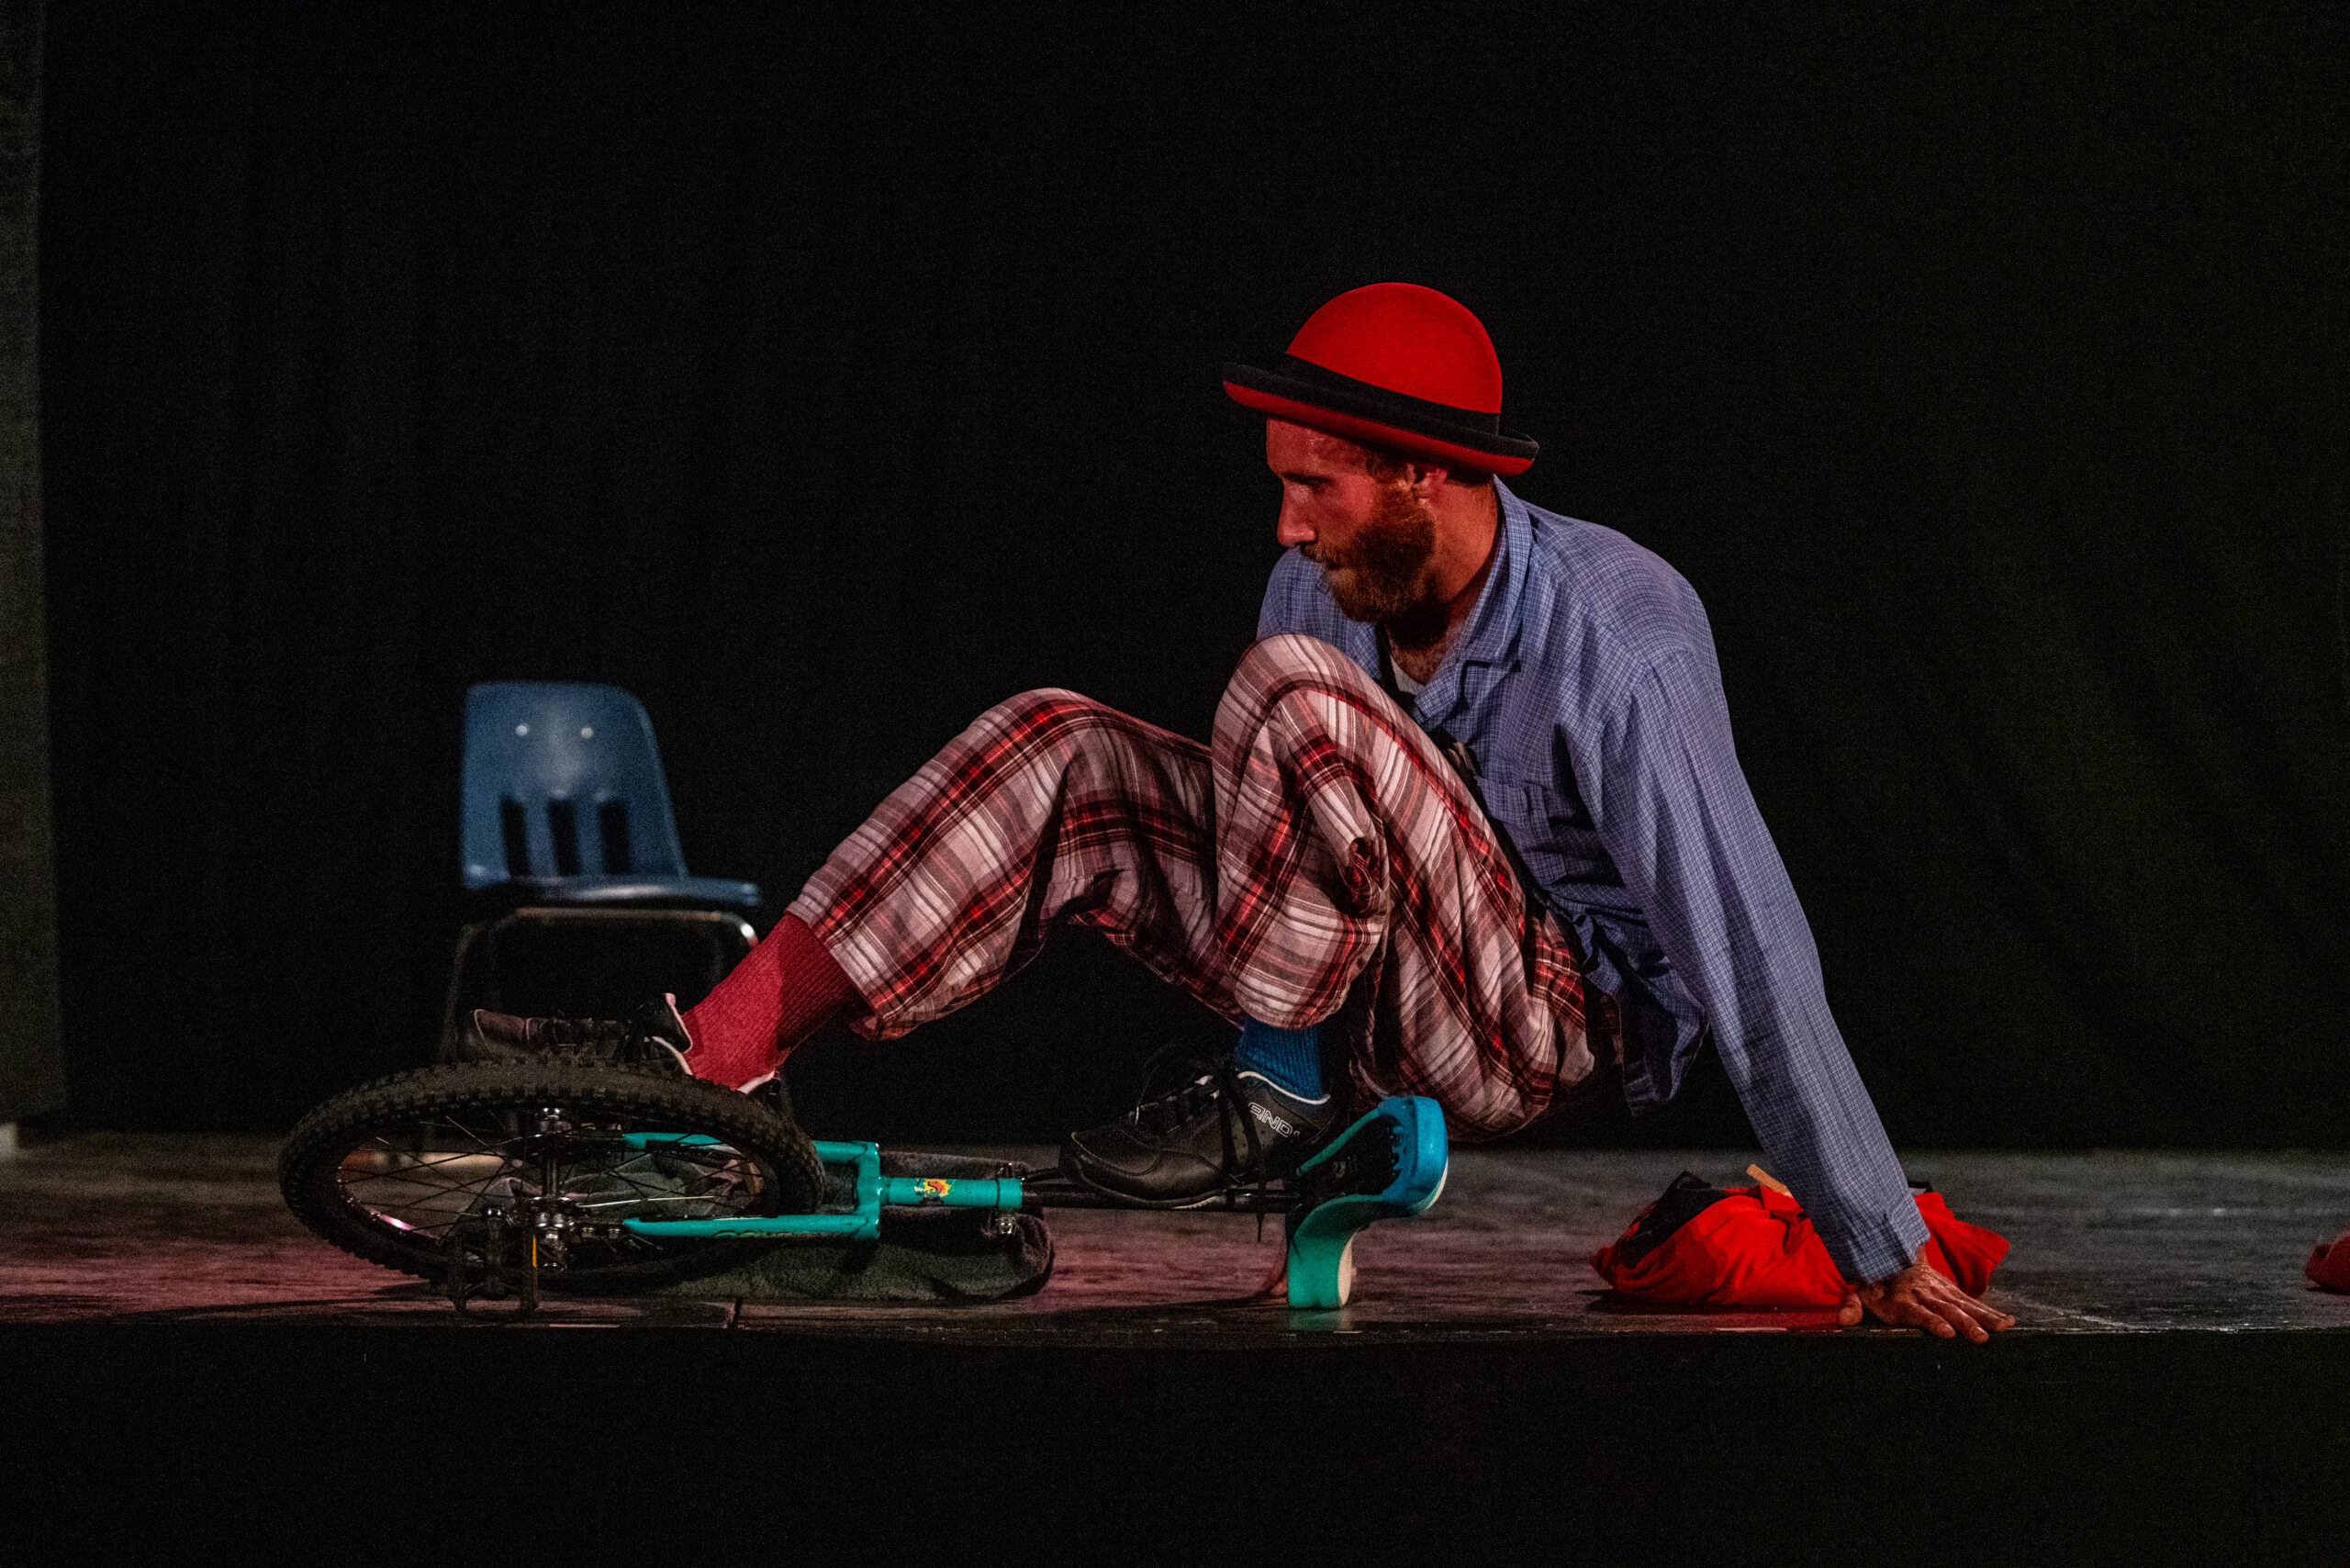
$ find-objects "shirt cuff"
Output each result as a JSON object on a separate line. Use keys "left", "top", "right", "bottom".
{"left": 1813, "top": 1193, "right": 1933, "bottom": 1286}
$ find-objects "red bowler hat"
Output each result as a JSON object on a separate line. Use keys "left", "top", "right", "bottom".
{"left": 1223, "top": 283, "right": 1539, "bottom": 476}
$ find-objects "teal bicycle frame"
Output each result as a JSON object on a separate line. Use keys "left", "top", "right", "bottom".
{"left": 621, "top": 1094, "right": 1449, "bottom": 1309}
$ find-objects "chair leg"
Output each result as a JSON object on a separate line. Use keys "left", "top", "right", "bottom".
{"left": 480, "top": 915, "right": 512, "bottom": 1014}
{"left": 438, "top": 921, "right": 490, "bottom": 1064}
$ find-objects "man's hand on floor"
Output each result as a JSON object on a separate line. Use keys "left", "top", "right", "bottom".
{"left": 1838, "top": 1261, "right": 2016, "bottom": 1341}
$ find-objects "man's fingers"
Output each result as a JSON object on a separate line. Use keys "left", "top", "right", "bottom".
{"left": 1904, "top": 1295, "right": 1968, "bottom": 1339}
{"left": 1854, "top": 1275, "right": 2013, "bottom": 1340}
{"left": 1926, "top": 1281, "right": 2012, "bottom": 1330}
{"left": 1958, "top": 1294, "right": 2016, "bottom": 1334}
{"left": 1847, "top": 1264, "right": 2015, "bottom": 1340}
{"left": 1917, "top": 1301, "right": 1962, "bottom": 1338}
{"left": 1908, "top": 1284, "right": 2009, "bottom": 1342}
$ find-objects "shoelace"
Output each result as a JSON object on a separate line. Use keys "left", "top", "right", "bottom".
{"left": 536, "top": 1016, "right": 626, "bottom": 1047}
{"left": 1125, "top": 1046, "right": 1270, "bottom": 1191}
{"left": 531, "top": 1012, "right": 668, "bottom": 1065}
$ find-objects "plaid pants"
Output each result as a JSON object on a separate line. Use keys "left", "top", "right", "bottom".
{"left": 786, "top": 633, "right": 1605, "bottom": 1138}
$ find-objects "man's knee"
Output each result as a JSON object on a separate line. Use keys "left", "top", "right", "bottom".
{"left": 1232, "top": 633, "right": 1370, "bottom": 691}
{"left": 1220, "top": 634, "right": 1393, "bottom": 750}
{"left": 977, "top": 687, "right": 1123, "bottom": 749}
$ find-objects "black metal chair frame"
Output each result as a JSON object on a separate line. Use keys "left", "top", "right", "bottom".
{"left": 436, "top": 904, "right": 758, "bottom": 1061}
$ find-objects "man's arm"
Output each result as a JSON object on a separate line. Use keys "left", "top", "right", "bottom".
{"left": 1591, "top": 650, "right": 2009, "bottom": 1338}
{"left": 1588, "top": 649, "right": 1966, "bottom": 1300}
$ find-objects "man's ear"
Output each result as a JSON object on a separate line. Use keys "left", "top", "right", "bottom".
{"left": 1406, "top": 462, "right": 1452, "bottom": 498}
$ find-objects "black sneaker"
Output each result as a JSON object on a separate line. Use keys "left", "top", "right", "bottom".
{"left": 1059, "top": 1049, "right": 1343, "bottom": 1207}
{"left": 457, "top": 995, "right": 692, "bottom": 1078}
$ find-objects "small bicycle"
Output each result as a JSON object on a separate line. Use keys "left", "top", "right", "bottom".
{"left": 278, "top": 1060, "right": 1449, "bottom": 1318}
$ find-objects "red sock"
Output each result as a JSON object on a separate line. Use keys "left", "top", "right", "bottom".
{"left": 679, "top": 914, "right": 859, "bottom": 1089}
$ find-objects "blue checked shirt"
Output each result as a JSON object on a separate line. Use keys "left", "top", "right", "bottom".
{"left": 1259, "top": 481, "right": 1930, "bottom": 1282}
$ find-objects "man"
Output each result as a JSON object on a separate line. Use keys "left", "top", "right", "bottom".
{"left": 472, "top": 282, "right": 2011, "bottom": 1341}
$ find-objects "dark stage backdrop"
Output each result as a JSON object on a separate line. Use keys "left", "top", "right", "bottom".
{"left": 36, "top": 3, "right": 2350, "bottom": 1144}
{"left": 0, "top": 0, "right": 61, "bottom": 1124}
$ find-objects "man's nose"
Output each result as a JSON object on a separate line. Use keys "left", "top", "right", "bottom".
{"left": 1276, "top": 497, "right": 1315, "bottom": 548}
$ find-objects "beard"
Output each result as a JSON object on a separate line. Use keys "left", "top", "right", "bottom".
{"left": 1300, "top": 481, "right": 1438, "bottom": 624}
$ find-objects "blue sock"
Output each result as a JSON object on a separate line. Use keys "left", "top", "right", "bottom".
{"left": 1233, "top": 1017, "right": 1326, "bottom": 1100}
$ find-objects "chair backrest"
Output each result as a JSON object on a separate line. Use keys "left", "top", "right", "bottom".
{"left": 460, "top": 682, "right": 691, "bottom": 889}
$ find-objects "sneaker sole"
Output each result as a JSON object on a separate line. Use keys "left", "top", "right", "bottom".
{"left": 1058, "top": 1144, "right": 1344, "bottom": 1211}
{"left": 1058, "top": 1156, "right": 1266, "bottom": 1211}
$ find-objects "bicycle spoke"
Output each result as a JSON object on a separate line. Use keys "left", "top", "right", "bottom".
{"left": 320, "top": 1095, "right": 781, "bottom": 1270}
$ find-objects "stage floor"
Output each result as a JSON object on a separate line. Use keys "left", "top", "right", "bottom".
{"left": 4, "top": 1134, "right": 2345, "bottom": 1337}
{"left": 8, "top": 1135, "right": 2347, "bottom": 1562}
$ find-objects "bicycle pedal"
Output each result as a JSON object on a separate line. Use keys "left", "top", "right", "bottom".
{"left": 445, "top": 1213, "right": 540, "bottom": 1321}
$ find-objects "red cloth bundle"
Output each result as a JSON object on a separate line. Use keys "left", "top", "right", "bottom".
{"left": 2308, "top": 1227, "right": 2350, "bottom": 1292}
{"left": 1591, "top": 1172, "right": 2009, "bottom": 1307}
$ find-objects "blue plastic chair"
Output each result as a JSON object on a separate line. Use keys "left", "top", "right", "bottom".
{"left": 460, "top": 682, "right": 760, "bottom": 909}
{"left": 439, "top": 682, "right": 761, "bottom": 1058}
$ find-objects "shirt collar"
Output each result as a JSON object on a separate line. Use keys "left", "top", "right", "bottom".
{"left": 1408, "top": 480, "right": 1531, "bottom": 722}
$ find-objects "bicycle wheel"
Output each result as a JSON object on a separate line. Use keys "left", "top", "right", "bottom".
{"left": 279, "top": 1061, "right": 825, "bottom": 1294}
